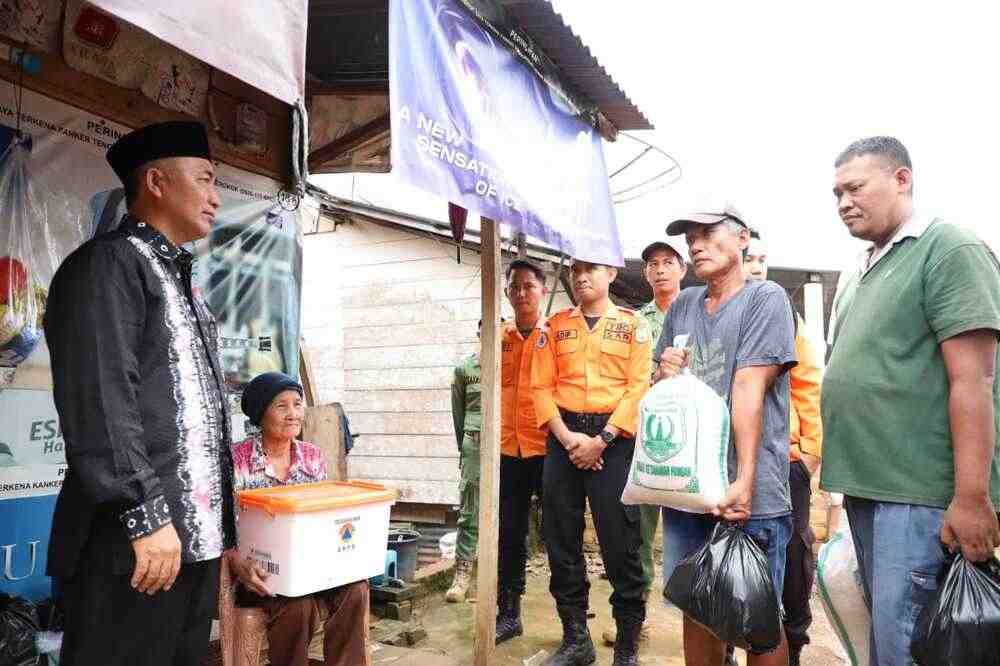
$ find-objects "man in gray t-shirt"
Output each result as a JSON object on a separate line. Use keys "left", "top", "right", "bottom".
{"left": 653, "top": 204, "right": 796, "bottom": 666}
{"left": 654, "top": 278, "right": 796, "bottom": 518}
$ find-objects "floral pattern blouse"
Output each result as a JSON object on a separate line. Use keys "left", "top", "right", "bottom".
{"left": 230, "top": 435, "right": 328, "bottom": 492}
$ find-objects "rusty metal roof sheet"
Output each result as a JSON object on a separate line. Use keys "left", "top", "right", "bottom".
{"left": 500, "top": 1, "right": 653, "bottom": 130}
{"left": 307, "top": 0, "right": 653, "bottom": 131}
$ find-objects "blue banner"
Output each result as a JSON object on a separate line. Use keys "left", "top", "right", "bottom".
{"left": 389, "top": 0, "right": 624, "bottom": 266}
{"left": 0, "top": 495, "right": 56, "bottom": 600}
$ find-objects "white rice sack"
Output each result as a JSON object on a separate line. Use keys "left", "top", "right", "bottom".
{"left": 817, "top": 527, "right": 871, "bottom": 666}
{"left": 621, "top": 371, "right": 730, "bottom": 513}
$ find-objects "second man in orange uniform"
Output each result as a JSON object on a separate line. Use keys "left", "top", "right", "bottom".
{"left": 531, "top": 258, "right": 651, "bottom": 666}
{"left": 495, "top": 260, "right": 550, "bottom": 645}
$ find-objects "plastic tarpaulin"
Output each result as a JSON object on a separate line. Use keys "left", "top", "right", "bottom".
{"left": 389, "top": 0, "right": 624, "bottom": 266}
{"left": 86, "top": 0, "right": 307, "bottom": 106}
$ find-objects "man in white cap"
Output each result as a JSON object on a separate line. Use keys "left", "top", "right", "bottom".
{"left": 654, "top": 204, "right": 797, "bottom": 666}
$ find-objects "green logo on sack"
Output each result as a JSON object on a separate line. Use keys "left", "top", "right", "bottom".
{"left": 642, "top": 405, "right": 684, "bottom": 463}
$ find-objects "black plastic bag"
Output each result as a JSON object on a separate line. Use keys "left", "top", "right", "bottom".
{"left": 911, "top": 553, "right": 1000, "bottom": 666}
{"left": 664, "top": 521, "right": 781, "bottom": 653}
{"left": 0, "top": 592, "right": 40, "bottom": 665}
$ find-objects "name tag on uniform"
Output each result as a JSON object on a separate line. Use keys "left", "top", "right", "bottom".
{"left": 603, "top": 322, "right": 633, "bottom": 343}
{"left": 556, "top": 330, "right": 578, "bottom": 342}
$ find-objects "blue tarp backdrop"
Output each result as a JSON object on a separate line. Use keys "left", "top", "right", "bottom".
{"left": 389, "top": 0, "right": 624, "bottom": 266}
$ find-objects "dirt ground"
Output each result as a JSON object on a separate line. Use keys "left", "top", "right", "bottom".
{"left": 410, "top": 554, "right": 848, "bottom": 665}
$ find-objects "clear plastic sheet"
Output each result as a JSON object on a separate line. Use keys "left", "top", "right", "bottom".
{"left": 195, "top": 200, "right": 303, "bottom": 390}
{"left": 0, "top": 132, "right": 84, "bottom": 369}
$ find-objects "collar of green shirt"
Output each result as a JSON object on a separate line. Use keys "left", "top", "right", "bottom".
{"left": 859, "top": 213, "right": 935, "bottom": 276}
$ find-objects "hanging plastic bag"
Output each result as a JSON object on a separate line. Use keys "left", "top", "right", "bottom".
{"left": 0, "top": 592, "right": 40, "bottom": 665}
{"left": 621, "top": 368, "right": 730, "bottom": 513}
{"left": 911, "top": 553, "right": 1000, "bottom": 666}
{"left": 816, "top": 526, "right": 871, "bottom": 666}
{"left": 0, "top": 134, "right": 47, "bottom": 368}
{"left": 664, "top": 521, "right": 781, "bottom": 653}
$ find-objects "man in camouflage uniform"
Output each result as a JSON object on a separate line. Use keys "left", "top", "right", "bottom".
{"left": 603, "top": 240, "right": 687, "bottom": 646}
{"left": 446, "top": 320, "right": 483, "bottom": 602}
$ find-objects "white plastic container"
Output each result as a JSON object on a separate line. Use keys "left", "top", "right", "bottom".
{"left": 237, "top": 480, "right": 398, "bottom": 597}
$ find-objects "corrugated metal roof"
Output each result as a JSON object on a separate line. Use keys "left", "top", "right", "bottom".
{"left": 500, "top": 1, "right": 653, "bottom": 131}
{"left": 307, "top": 0, "right": 653, "bottom": 132}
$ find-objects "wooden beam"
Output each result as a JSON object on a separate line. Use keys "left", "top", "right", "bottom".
{"left": 298, "top": 343, "right": 318, "bottom": 407}
{"left": 307, "top": 113, "right": 390, "bottom": 169}
{"left": 597, "top": 110, "right": 619, "bottom": 142}
{"left": 306, "top": 80, "right": 389, "bottom": 97}
{"left": 474, "top": 218, "right": 502, "bottom": 663}
{"left": 309, "top": 0, "right": 388, "bottom": 18}
{"left": 0, "top": 36, "right": 292, "bottom": 182}
{"left": 302, "top": 404, "right": 346, "bottom": 481}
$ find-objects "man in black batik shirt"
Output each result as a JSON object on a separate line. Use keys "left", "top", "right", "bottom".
{"left": 45, "top": 121, "right": 234, "bottom": 666}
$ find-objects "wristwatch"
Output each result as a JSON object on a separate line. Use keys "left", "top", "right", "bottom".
{"left": 599, "top": 430, "right": 616, "bottom": 446}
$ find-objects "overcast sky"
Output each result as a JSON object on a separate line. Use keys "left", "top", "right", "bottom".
{"left": 316, "top": 0, "right": 1000, "bottom": 271}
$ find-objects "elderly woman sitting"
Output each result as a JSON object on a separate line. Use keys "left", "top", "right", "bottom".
{"left": 226, "top": 372, "right": 368, "bottom": 666}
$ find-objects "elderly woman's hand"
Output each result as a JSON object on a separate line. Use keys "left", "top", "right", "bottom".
{"left": 227, "top": 549, "right": 272, "bottom": 597}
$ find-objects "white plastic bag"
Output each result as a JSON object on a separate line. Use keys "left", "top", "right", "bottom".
{"left": 439, "top": 531, "right": 457, "bottom": 560}
{"left": 621, "top": 370, "right": 730, "bottom": 513}
{"left": 816, "top": 526, "right": 871, "bottom": 666}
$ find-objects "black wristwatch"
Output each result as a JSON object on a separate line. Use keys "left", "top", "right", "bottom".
{"left": 599, "top": 430, "right": 616, "bottom": 446}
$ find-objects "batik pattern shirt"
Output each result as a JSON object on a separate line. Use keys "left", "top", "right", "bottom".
{"left": 230, "top": 435, "right": 328, "bottom": 492}
{"left": 45, "top": 215, "right": 235, "bottom": 572}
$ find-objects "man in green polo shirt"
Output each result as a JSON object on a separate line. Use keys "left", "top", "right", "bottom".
{"left": 822, "top": 136, "right": 1000, "bottom": 665}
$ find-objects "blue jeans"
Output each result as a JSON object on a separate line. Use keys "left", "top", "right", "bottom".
{"left": 844, "top": 497, "right": 948, "bottom": 666}
{"left": 661, "top": 508, "right": 793, "bottom": 608}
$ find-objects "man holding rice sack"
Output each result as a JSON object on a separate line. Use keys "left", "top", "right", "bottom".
{"left": 646, "top": 203, "right": 797, "bottom": 666}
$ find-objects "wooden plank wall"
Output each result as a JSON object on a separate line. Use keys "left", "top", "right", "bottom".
{"left": 301, "top": 218, "right": 573, "bottom": 504}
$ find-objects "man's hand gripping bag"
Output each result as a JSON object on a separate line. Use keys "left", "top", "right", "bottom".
{"left": 665, "top": 522, "right": 782, "bottom": 654}
{"left": 621, "top": 371, "right": 730, "bottom": 512}
{"left": 911, "top": 553, "right": 1000, "bottom": 666}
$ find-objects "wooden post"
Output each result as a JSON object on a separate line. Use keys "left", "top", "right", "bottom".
{"left": 302, "top": 404, "right": 346, "bottom": 481}
{"left": 474, "top": 218, "right": 502, "bottom": 663}
{"left": 298, "top": 342, "right": 318, "bottom": 407}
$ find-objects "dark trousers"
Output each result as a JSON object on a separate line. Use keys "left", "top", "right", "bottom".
{"left": 782, "top": 459, "right": 816, "bottom": 651}
{"left": 543, "top": 431, "right": 645, "bottom": 624}
{"left": 499, "top": 454, "right": 545, "bottom": 595}
{"left": 263, "top": 580, "right": 370, "bottom": 666}
{"left": 60, "top": 553, "right": 220, "bottom": 666}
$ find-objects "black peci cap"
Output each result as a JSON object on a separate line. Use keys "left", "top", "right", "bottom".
{"left": 106, "top": 121, "right": 212, "bottom": 185}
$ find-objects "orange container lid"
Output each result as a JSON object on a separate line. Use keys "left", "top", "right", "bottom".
{"left": 238, "top": 480, "right": 398, "bottom": 515}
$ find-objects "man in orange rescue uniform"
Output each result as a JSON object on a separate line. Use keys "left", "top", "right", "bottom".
{"left": 495, "top": 259, "right": 550, "bottom": 645}
{"left": 532, "top": 258, "right": 651, "bottom": 666}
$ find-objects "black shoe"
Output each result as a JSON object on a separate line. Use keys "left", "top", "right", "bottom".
{"left": 611, "top": 618, "right": 642, "bottom": 666}
{"left": 542, "top": 610, "right": 596, "bottom": 665}
{"left": 495, "top": 589, "right": 523, "bottom": 645}
{"left": 724, "top": 645, "right": 738, "bottom": 666}
{"left": 789, "top": 646, "right": 802, "bottom": 666}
